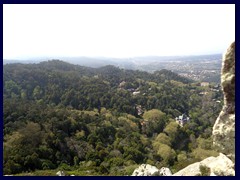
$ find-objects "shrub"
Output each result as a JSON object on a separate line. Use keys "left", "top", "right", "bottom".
{"left": 41, "top": 159, "right": 56, "bottom": 170}
{"left": 199, "top": 165, "right": 211, "bottom": 176}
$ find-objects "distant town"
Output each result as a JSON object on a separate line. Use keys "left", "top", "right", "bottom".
{"left": 3, "top": 54, "right": 222, "bottom": 84}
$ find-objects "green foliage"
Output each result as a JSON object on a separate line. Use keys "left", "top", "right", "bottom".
{"left": 155, "top": 143, "right": 176, "bottom": 165}
{"left": 177, "top": 152, "right": 187, "bottom": 162}
{"left": 143, "top": 109, "right": 166, "bottom": 121}
{"left": 163, "top": 121, "right": 179, "bottom": 139}
{"left": 122, "top": 165, "right": 139, "bottom": 176}
{"left": 142, "top": 109, "right": 167, "bottom": 136}
{"left": 59, "top": 163, "right": 73, "bottom": 171}
{"left": 4, "top": 160, "right": 22, "bottom": 174}
{"left": 191, "top": 148, "right": 218, "bottom": 160}
{"left": 41, "top": 160, "right": 56, "bottom": 170}
{"left": 3, "top": 61, "right": 223, "bottom": 175}
{"left": 4, "top": 80, "right": 21, "bottom": 98}
{"left": 108, "top": 157, "right": 124, "bottom": 167}
{"left": 155, "top": 133, "right": 171, "bottom": 146}
{"left": 199, "top": 165, "right": 211, "bottom": 176}
{"left": 123, "top": 146, "right": 145, "bottom": 164}
{"left": 164, "top": 121, "right": 188, "bottom": 149}
{"left": 196, "top": 137, "right": 213, "bottom": 150}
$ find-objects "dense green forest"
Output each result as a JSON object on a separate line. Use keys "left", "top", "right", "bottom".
{"left": 3, "top": 60, "right": 223, "bottom": 175}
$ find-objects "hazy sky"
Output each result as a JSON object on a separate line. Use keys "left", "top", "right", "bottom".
{"left": 3, "top": 4, "right": 235, "bottom": 59}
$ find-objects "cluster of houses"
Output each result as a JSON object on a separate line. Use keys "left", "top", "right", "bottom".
{"left": 175, "top": 114, "right": 190, "bottom": 127}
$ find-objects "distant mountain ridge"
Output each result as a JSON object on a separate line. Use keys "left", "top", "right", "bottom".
{"left": 4, "top": 59, "right": 193, "bottom": 84}
{"left": 4, "top": 54, "right": 221, "bottom": 83}
{"left": 3, "top": 54, "right": 222, "bottom": 69}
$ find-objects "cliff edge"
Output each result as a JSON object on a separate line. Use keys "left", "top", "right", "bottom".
{"left": 212, "top": 42, "right": 235, "bottom": 162}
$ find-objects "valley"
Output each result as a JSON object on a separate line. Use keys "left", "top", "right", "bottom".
{"left": 3, "top": 60, "right": 222, "bottom": 175}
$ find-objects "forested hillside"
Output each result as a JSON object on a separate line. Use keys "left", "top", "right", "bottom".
{"left": 3, "top": 60, "right": 223, "bottom": 175}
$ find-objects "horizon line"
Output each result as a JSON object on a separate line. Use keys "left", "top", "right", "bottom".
{"left": 3, "top": 53, "right": 223, "bottom": 61}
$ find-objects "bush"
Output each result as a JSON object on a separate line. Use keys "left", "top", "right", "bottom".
{"left": 4, "top": 160, "right": 22, "bottom": 174}
{"left": 123, "top": 165, "right": 139, "bottom": 176}
{"left": 108, "top": 157, "right": 124, "bottom": 167}
{"left": 41, "top": 159, "right": 56, "bottom": 170}
{"left": 192, "top": 148, "right": 218, "bottom": 160}
{"left": 58, "top": 163, "right": 72, "bottom": 171}
{"left": 199, "top": 165, "right": 211, "bottom": 176}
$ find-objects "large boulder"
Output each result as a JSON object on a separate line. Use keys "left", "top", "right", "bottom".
{"left": 131, "top": 164, "right": 159, "bottom": 176}
{"left": 131, "top": 164, "right": 172, "bottom": 176}
{"left": 173, "top": 153, "right": 235, "bottom": 176}
{"left": 212, "top": 42, "right": 235, "bottom": 162}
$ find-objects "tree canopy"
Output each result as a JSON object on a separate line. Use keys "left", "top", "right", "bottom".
{"left": 3, "top": 60, "right": 222, "bottom": 175}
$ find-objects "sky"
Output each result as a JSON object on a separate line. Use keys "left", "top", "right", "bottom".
{"left": 3, "top": 4, "right": 235, "bottom": 59}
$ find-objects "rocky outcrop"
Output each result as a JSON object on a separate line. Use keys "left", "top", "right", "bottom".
{"left": 131, "top": 164, "right": 172, "bottom": 176}
{"left": 159, "top": 167, "right": 172, "bottom": 176}
{"left": 173, "top": 153, "right": 235, "bottom": 176}
{"left": 172, "top": 42, "right": 236, "bottom": 176}
{"left": 56, "top": 171, "right": 65, "bottom": 176}
{"left": 131, "top": 164, "right": 159, "bottom": 176}
{"left": 212, "top": 42, "right": 235, "bottom": 162}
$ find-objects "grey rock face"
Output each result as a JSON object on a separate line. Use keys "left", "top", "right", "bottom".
{"left": 159, "top": 167, "right": 172, "bottom": 176}
{"left": 173, "top": 153, "right": 235, "bottom": 176}
{"left": 212, "top": 42, "right": 235, "bottom": 162}
{"left": 131, "top": 164, "right": 172, "bottom": 176}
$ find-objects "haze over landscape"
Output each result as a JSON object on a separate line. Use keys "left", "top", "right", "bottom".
{"left": 3, "top": 4, "right": 235, "bottom": 176}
